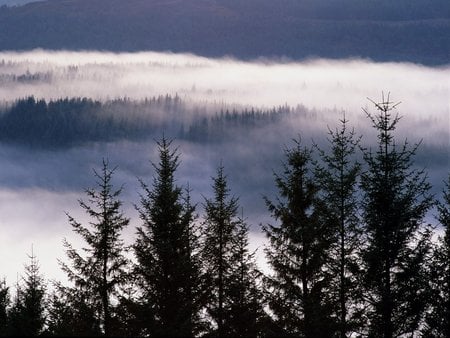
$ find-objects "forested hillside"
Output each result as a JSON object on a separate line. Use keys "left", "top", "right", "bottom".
{"left": 0, "top": 96, "right": 304, "bottom": 148}
{"left": 0, "top": 0, "right": 449, "bottom": 64}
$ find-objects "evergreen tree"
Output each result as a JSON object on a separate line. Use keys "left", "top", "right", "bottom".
{"left": 45, "top": 283, "right": 102, "bottom": 337}
{"left": 6, "top": 280, "right": 23, "bottom": 337}
{"left": 0, "top": 279, "right": 9, "bottom": 336}
{"left": 223, "top": 213, "right": 264, "bottom": 337}
{"left": 360, "top": 94, "right": 433, "bottom": 337}
{"left": 7, "top": 249, "right": 46, "bottom": 336}
{"left": 263, "top": 138, "right": 334, "bottom": 337}
{"left": 134, "top": 137, "right": 202, "bottom": 337}
{"left": 202, "top": 165, "right": 264, "bottom": 337}
{"left": 180, "top": 185, "right": 209, "bottom": 336}
{"left": 60, "top": 159, "right": 130, "bottom": 336}
{"left": 423, "top": 174, "right": 450, "bottom": 337}
{"left": 110, "top": 283, "right": 147, "bottom": 337}
{"left": 202, "top": 165, "right": 239, "bottom": 337}
{"left": 314, "top": 116, "right": 364, "bottom": 337}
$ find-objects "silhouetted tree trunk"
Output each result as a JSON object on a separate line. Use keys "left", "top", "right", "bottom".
{"left": 263, "top": 138, "right": 334, "bottom": 337}
{"left": 60, "top": 159, "right": 130, "bottom": 337}
{"left": 360, "top": 94, "right": 433, "bottom": 337}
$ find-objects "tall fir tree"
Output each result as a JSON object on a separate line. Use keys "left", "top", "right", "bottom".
{"left": 202, "top": 165, "right": 238, "bottom": 337}
{"left": 180, "top": 185, "right": 209, "bottom": 336}
{"left": 314, "top": 116, "right": 364, "bottom": 337}
{"left": 360, "top": 94, "right": 433, "bottom": 337}
{"left": 134, "top": 137, "right": 203, "bottom": 337}
{"left": 60, "top": 159, "right": 130, "bottom": 336}
{"left": 423, "top": 173, "right": 450, "bottom": 337}
{"left": 202, "top": 165, "right": 263, "bottom": 337}
{"left": 263, "top": 138, "right": 335, "bottom": 337}
{"left": 7, "top": 249, "right": 46, "bottom": 336}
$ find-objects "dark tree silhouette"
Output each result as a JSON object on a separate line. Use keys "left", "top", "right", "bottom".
{"left": 0, "top": 279, "right": 8, "bottom": 336}
{"left": 223, "top": 213, "right": 264, "bottom": 337}
{"left": 360, "top": 94, "right": 434, "bottom": 337}
{"left": 423, "top": 173, "right": 450, "bottom": 337}
{"left": 202, "top": 166, "right": 264, "bottom": 337}
{"left": 1, "top": 96, "right": 449, "bottom": 336}
{"left": 180, "top": 186, "right": 209, "bottom": 336}
{"left": 7, "top": 249, "right": 46, "bottom": 337}
{"left": 60, "top": 159, "right": 130, "bottom": 336}
{"left": 263, "top": 138, "right": 335, "bottom": 337}
{"left": 314, "top": 116, "right": 364, "bottom": 337}
{"left": 202, "top": 165, "right": 239, "bottom": 337}
{"left": 45, "top": 283, "right": 102, "bottom": 337}
{"left": 134, "top": 137, "right": 203, "bottom": 337}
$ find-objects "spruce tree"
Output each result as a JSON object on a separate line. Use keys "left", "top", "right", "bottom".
{"left": 60, "top": 159, "right": 130, "bottom": 336}
{"left": 180, "top": 186, "right": 208, "bottom": 336}
{"left": 202, "top": 165, "right": 238, "bottom": 337}
{"left": 7, "top": 249, "right": 46, "bottom": 336}
{"left": 360, "top": 94, "right": 433, "bottom": 337}
{"left": 423, "top": 174, "right": 450, "bottom": 337}
{"left": 202, "top": 165, "right": 263, "bottom": 337}
{"left": 263, "top": 138, "right": 334, "bottom": 337}
{"left": 314, "top": 116, "right": 364, "bottom": 337}
{"left": 134, "top": 137, "right": 202, "bottom": 337}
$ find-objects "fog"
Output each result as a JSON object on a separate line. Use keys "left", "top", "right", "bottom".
{"left": 0, "top": 50, "right": 448, "bottom": 124}
{"left": 0, "top": 50, "right": 448, "bottom": 286}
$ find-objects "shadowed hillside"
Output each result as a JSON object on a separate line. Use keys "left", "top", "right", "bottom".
{"left": 0, "top": 0, "right": 449, "bottom": 64}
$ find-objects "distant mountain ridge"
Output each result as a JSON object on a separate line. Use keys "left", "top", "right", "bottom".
{"left": 0, "top": 0, "right": 449, "bottom": 64}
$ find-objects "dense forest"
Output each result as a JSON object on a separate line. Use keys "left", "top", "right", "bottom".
{"left": 0, "top": 96, "right": 302, "bottom": 148}
{"left": 0, "top": 0, "right": 449, "bottom": 65}
{"left": 0, "top": 95, "right": 448, "bottom": 337}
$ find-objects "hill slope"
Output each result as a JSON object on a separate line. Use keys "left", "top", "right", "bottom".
{"left": 0, "top": 0, "right": 449, "bottom": 64}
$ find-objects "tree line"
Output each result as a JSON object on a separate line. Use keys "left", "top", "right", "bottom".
{"left": 0, "top": 96, "right": 297, "bottom": 148}
{"left": 0, "top": 96, "right": 448, "bottom": 337}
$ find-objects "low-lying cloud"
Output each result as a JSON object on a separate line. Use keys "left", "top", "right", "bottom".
{"left": 0, "top": 50, "right": 448, "bottom": 121}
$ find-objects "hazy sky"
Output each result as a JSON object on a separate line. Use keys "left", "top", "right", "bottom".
{"left": 0, "top": 50, "right": 448, "bottom": 287}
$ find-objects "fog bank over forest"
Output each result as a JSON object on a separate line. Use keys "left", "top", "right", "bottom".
{"left": 0, "top": 50, "right": 448, "bottom": 284}
{"left": 0, "top": 50, "right": 448, "bottom": 121}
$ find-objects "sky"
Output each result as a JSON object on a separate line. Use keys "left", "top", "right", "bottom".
{"left": 0, "top": 50, "right": 448, "bottom": 287}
